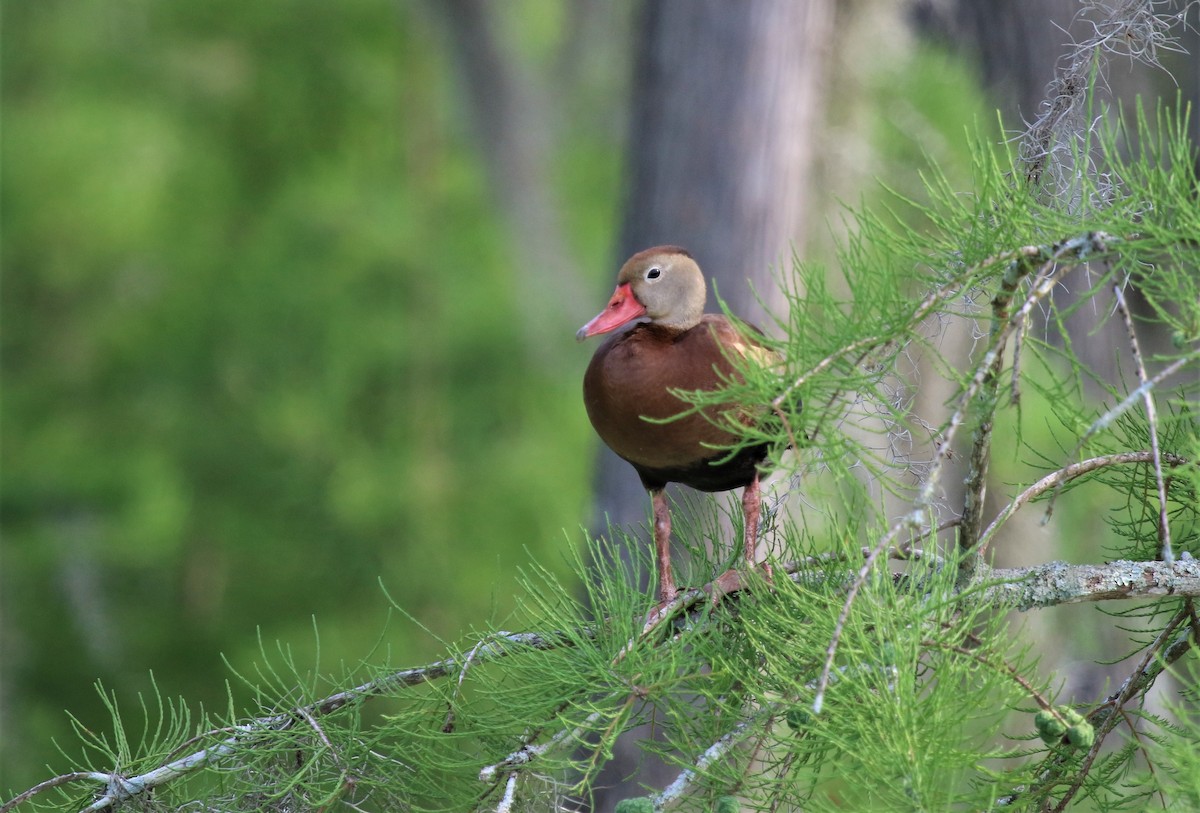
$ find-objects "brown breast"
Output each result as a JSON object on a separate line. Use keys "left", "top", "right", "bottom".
{"left": 582, "top": 315, "right": 769, "bottom": 492}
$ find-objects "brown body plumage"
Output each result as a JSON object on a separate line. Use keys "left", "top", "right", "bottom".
{"left": 577, "top": 246, "right": 773, "bottom": 608}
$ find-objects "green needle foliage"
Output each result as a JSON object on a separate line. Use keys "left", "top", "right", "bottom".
{"left": 5, "top": 100, "right": 1199, "bottom": 812}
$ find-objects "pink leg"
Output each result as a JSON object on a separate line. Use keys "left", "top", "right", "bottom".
{"left": 651, "top": 489, "right": 677, "bottom": 605}
{"left": 741, "top": 471, "right": 762, "bottom": 566}
{"left": 710, "top": 471, "right": 768, "bottom": 601}
{"left": 744, "top": 471, "right": 772, "bottom": 584}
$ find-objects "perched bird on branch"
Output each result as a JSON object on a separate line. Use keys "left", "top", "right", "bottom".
{"left": 577, "top": 246, "right": 777, "bottom": 611}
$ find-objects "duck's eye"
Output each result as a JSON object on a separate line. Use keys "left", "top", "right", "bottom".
{"left": 646, "top": 267, "right": 662, "bottom": 281}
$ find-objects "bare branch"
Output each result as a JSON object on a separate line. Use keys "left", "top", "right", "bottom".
{"left": 811, "top": 517, "right": 918, "bottom": 714}
{"left": 478, "top": 709, "right": 604, "bottom": 786}
{"left": 922, "top": 233, "right": 1120, "bottom": 523}
{"left": 959, "top": 238, "right": 1050, "bottom": 553}
{"left": 982, "top": 557, "right": 1200, "bottom": 609}
{"left": 814, "top": 233, "right": 1124, "bottom": 716}
{"left": 979, "top": 450, "right": 1191, "bottom": 553}
{"left": 923, "top": 639, "right": 1057, "bottom": 712}
{"left": 1113, "top": 284, "right": 1174, "bottom": 561}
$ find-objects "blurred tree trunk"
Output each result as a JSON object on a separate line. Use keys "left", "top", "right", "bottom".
{"left": 913, "top": 0, "right": 1076, "bottom": 122}
{"left": 419, "top": 0, "right": 612, "bottom": 367}
{"left": 587, "top": 1, "right": 834, "bottom": 808}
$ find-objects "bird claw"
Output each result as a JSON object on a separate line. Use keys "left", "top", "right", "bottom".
{"left": 704, "top": 569, "right": 742, "bottom": 605}
{"left": 705, "top": 563, "right": 774, "bottom": 606}
{"left": 644, "top": 562, "right": 776, "bottom": 624}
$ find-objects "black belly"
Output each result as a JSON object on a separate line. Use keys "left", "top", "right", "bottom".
{"left": 630, "top": 442, "right": 770, "bottom": 493}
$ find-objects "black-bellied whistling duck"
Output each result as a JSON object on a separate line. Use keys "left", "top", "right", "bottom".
{"left": 577, "top": 246, "right": 774, "bottom": 609}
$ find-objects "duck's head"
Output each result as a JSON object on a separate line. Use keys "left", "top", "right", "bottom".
{"left": 576, "top": 246, "right": 706, "bottom": 341}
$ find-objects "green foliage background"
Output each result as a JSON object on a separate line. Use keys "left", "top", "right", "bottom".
{"left": 1, "top": 0, "right": 620, "bottom": 791}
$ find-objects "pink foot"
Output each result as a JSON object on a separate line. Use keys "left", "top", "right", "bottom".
{"left": 705, "top": 563, "right": 775, "bottom": 605}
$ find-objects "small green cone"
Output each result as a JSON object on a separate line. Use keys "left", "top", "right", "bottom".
{"left": 1034, "top": 709, "right": 1068, "bottom": 744}
{"left": 1067, "top": 721, "right": 1095, "bottom": 749}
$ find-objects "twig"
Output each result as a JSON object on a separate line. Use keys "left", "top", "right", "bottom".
{"left": 478, "top": 710, "right": 605, "bottom": 784}
{"left": 0, "top": 774, "right": 113, "bottom": 813}
{"left": 479, "top": 559, "right": 780, "bottom": 798}
{"left": 479, "top": 558, "right": 764, "bottom": 795}
{"left": 1009, "top": 312, "right": 1029, "bottom": 407}
{"left": 494, "top": 774, "right": 518, "bottom": 813}
{"left": 922, "top": 640, "right": 1057, "bottom": 713}
{"left": 811, "top": 518, "right": 917, "bottom": 714}
{"left": 978, "top": 450, "right": 1190, "bottom": 554}
{"left": 652, "top": 706, "right": 775, "bottom": 809}
{"left": 809, "top": 529, "right": 1199, "bottom": 715}
{"left": 817, "top": 234, "right": 1118, "bottom": 715}
{"left": 959, "top": 242, "right": 1042, "bottom": 554}
{"left": 1113, "top": 284, "right": 1174, "bottom": 561}
{"left": 995, "top": 609, "right": 1194, "bottom": 810}
{"left": 296, "top": 704, "right": 339, "bottom": 759}
{"left": 7, "top": 556, "right": 1198, "bottom": 812}
{"left": 922, "top": 234, "right": 1115, "bottom": 519}
{"left": 1048, "top": 351, "right": 1199, "bottom": 514}
{"left": 769, "top": 262, "right": 982, "bottom": 447}
{"left": 770, "top": 236, "right": 1092, "bottom": 416}
{"left": 899, "top": 519, "right": 962, "bottom": 558}
{"left": 295, "top": 702, "right": 357, "bottom": 808}
{"left": 444, "top": 635, "right": 494, "bottom": 733}
{"left": 766, "top": 751, "right": 802, "bottom": 813}
{"left": 477, "top": 590, "right": 702, "bottom": 795}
